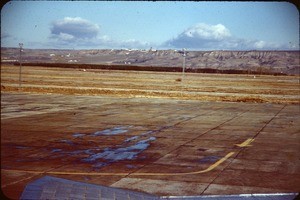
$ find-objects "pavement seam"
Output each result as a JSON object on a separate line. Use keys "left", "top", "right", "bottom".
{"left": 122, "top": 106, "right": 225, "bottom": 178}
{"left": 1, "top": 173, "right": 42, "bottom": 188}
{"left": 200, "top": 104, "right": 287, "bottom": 195}
{"left": 123, "top": 105, "right": 252, "bottom": 179}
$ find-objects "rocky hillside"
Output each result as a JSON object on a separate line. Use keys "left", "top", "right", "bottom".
{"left": 1, "top": 48, "right": 299, "bottom": 75}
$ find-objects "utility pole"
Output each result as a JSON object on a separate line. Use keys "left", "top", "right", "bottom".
{"left": 182, "top": 48, "right": 186, "bottom": 81}
{"left": 18, "top": 43, "right": 23, "bottom": 88}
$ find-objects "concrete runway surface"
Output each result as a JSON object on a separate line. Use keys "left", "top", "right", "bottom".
{"left": 1, "top": 92, "right": 299, "bottom": 199}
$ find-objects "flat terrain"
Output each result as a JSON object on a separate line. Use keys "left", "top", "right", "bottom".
{"left": 1, "top": 65, "right": 299, "bottom": 103}
{"left": 1, "top": 65, "right": 300, "bottom": 199}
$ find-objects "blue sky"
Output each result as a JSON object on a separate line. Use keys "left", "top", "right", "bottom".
{"left": 1, "top": 1, "right": 299, "bottom": 50}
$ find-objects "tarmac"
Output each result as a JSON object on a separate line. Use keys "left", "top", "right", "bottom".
{"left": 1, "top": 92, "right": 300, "bottom": 199}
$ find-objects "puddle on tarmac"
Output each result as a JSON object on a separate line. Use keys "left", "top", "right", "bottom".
{"left": 73, "top": 133, "right": 86, "bottom": 138}
{"left": 15, "top": 146, "right": 30, "bottom": 149}
{"left": 48, "top": 125, "right": 157, "bottom": 169}
{"left": 93, "top": 126, "right": 130, "bottom": 136}
{"left": 51, "top": 148, "right": 62, "bottom": 153}
{"left": 82, "top": 137, "right": 156, "bottom": 165}
{"left": 126, "top": 164, "right": 138, "bottom": 169}
{"left": 60, "top": 139, "right": 74, "bottom": 145}
{"left": 124, "top": 136, "right": 139, "bottom": 142}
{"left": 199, "top": 156, "right": 221, "bottom": 163}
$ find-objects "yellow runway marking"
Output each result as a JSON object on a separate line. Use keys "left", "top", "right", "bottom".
{"left": 235, "top": 138, "right": 254, "bottom": 148}
{"left": 1, "top": 152, "right": 235, "bottom": 176}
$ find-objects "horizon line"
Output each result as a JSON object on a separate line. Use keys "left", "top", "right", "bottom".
{"left": 1, "top": 46, "right": 299, "bottom": 52}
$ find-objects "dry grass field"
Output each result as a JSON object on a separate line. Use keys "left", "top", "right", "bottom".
{"left": 1, "top": 65, "right": 299, "bottom": 104}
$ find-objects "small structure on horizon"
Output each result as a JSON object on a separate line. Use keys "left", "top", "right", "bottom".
{"left": 182, "top": 48, "right": 186, "bottom": 80}
{"left": 18, "top": 43, "right": 24, "bottom": 88}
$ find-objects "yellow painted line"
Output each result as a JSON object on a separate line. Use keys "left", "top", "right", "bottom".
{"left": 1, "top": 152, "right": 235, "bottom": 176}
{"left": 235, "top": 138, "right": 254, "bottom": 147}
{"left": 133, "top": 151, "right": 235, "bottom": 176}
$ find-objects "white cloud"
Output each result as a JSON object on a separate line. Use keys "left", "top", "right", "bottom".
{"left": 252, "top": 40, "right": 283, "bottom": 49}
{"left": 183, "top": 23, "right": 231, "bottom": 40}
{"left": 57, "top": 33, "right": 75, "bottom": 41}
{"left": 164, "top": 23, "right": 291, "bottom": 50}
{"left": 47, "top": 19, "right": 294, "bottom": 50}
{"left": 118, "top": 39, "right": 150, "bottom": 49}
{"left": 49, "top": 17, "right": 152, "bottom": 49}
{"left": 165, "top": 23, "right": 232, "bottom": 49}
{"left": 254, "top": 40, "right": 269, "bottom": 49}
{"left": 50, "top": 17, "right": 100, "bottom": 41}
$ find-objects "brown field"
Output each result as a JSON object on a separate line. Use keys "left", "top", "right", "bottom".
{"left": 1, "top": 64, "right": 300, "bottom": 199}
{"left": 1, "top": 65, "right": 299, "bottom": 104}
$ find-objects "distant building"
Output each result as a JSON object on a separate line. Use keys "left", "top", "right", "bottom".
{"left": 68, "top": 59, "right": 78, "bottom": 63}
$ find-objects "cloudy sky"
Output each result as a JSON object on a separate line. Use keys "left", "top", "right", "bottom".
{"left": 1, "top": 1, "right": 299, "bottom": 50}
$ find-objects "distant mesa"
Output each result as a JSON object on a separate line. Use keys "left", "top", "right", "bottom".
{"left": 1, "top": 47, "right": 299, "bottom": 75}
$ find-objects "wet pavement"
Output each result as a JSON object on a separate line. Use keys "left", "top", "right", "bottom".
{"left": 1, "top": 92, "right": 300, "bottom": 199}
